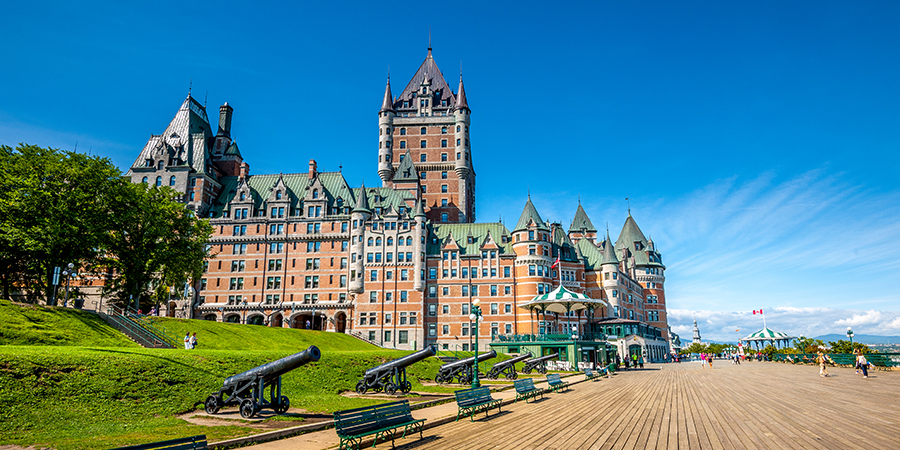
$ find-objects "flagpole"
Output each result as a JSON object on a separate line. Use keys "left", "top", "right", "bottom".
{"left": 762, "top": 308, "right": 767, "bottom": 330}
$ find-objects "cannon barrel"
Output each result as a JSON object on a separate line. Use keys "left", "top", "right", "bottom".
{"left": 525, "top": 353, "right": 559, "bottom": 365}
{"left": 440, "top": 350, "right": 497, "bottom": 372}
{"left": 364, "top": 345, "right": 436, "bottom": 378}
{"left": 491, "top": 352, "right": 533, "bottom": 370}
{"left": 224, "top": 346, "right": 321, "bottom": 386}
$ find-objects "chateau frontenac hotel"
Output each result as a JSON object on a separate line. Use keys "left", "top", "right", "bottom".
{"left": 126, "top": 48, "right": 673, "bottom": 362}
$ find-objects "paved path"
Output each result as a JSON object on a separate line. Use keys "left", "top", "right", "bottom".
{"left": 242, "top": 361, "right": 900, "bottom": 449}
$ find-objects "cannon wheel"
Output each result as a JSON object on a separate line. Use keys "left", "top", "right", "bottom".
{"left": 434, "top": 374, "right": 443, "bottom": 384}
{"left": 239, "top": 399, "right": 256, "bottom": 419}
{"left": 457, "top": 373, "right": 471, "bottom": 385}
{"left": 401, "top": 380, "right": 412, "bottom": 393}
{"left": 523, "top": 367, "right": 533, "bottom": 374}
{"left": 274, "top": 396, "right": 290, "bottom": 414}
{"left": 507, "top": 371, "right": 518, "bottom": 380}
{"left": 204, "top": 395, "right": 221, "bottom": 415}
{"left": 538, "top": 366, "right": 547, "bottom": 374}
{"left": 385, "top": 382, "right": 397, "bottom": 395}
{"left": 355, "top": 381, "right": 368, "bottom": 395}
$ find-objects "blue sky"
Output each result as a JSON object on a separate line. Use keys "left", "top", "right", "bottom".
{"left": 2, "top": 1, "right": 898, "bottom": 341}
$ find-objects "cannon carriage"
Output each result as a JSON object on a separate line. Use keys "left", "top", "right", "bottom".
{"left": 485, "top": 352, "right": 533, "bottom": 379}
{"left": 356, "top": 345, "right": 436, "bottom": 395}
{"left": 522, "top": 353, "right": 559, "bottom": 374}
{"left": 435, "top": 350, "right": 497, "bottom": 384}
{"left": 203, "top": 345, "right": 321, "bottom": 418}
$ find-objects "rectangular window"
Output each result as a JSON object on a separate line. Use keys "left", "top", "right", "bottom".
{"left": 441, "top": 153, "right": 448, "bottom": 162}
{"left": 400, "top": 291, "right": 408, "bottom": 302}
{"left": 428, "top": 286, "right": 437, "bottom": 297}
{"left": 369, "top": 292, "right": 377, "bottom": 303}
{"left": 428, "top": 304, "right": 437, "bottom": 316}
{"left": 442, "top": 325, "right": 449, "bottom": 335}
{"left": 462, "top": 304, "right": 469, "bottom": 315}
{"left": 428, "top": 323, "right": 436, "bottom": 337}
{"left": 504, "top": 286, "right": 511, "bottom": 295}
{"left": 505, "top": 303, "right": 511, "bottom": 313}
{"left": 420, "top": 140, "right": 426, "bottom": 148}
{"left": 384, "top": 330, "right": 391, "bottom": 342}
{"left": 398, "top": 331, "right": 408, "bottom": 344}
{"left": 490, "top": 285, "right": 498, "bottom": 296}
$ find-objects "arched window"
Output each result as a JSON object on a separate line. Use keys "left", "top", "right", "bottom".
{"left": 386, "top": 237, "right": 393, "bottom": 246}
{"left": 157, "top": 160, "right": 164, "bottom": 170}
{"left": 312, "top": 189, "right": 318, "bottom": 199}
{"left": 368, "top": 238, "right": 374, "bottom": 246}
{"left": 456, "top": 125, "right": 461, "bottom": 132}
{"left": 376, "top": 237, "right": 382, "bottom": 246}
{"left": 398, "top": 238, "right": 404, "bottom": 247}
{"left": 276, "top": 191, "right": 282, "bottom": 200}
{"left": 406, "top": 237, "right": 413, "bottom": 246}
{"left": 155, "top": 176, "right": 162, "bottom": 186}
{"left": 142, "top": 176, "right": 148, "bottom": 184}
{"left": 169, "top": 176, "right": 176, "bottom": 186}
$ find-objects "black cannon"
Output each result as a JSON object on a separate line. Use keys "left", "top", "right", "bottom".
{"left": 356, "top": 345, "right": 436, "bottom": 395}
{"left": 522, "top": 353, "right": 559, "bottom": 374}
{"left": 434, "top": 350, "right": 497, "bottom": 384}
{"left": 204, "top": 345, "right": 321, "bottom": 418}
{"left": 485, "top": 352, "right": 533, "bottom": 380}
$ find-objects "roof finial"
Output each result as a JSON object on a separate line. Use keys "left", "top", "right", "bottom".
{"left": 428, "top": 28, "right": 431, "bottom": 50}
{"left": 578, "top": 194, "right": 581, "bottom": 205}
{"left": 204, "top": 90, "right": 208, "bottom": 108}
{"left": 339, "top": 162, "right": 342, "bottom": 172}
{"left": 188, "top": 77, "right": 192, "bottom": 96}
{"left": 527, "top": 185, "right": 530, "bottom": 199}
{"left": 626, "top": 197, "right": 631, "bottom": 215}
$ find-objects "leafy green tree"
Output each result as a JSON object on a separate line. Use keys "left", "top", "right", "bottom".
{"left": 828, "top": 339, "right": 872, "bottom": 354}
{"left": 792, "top": 336, "right": 825, "bottom": 354}
{"left": 0, "top": 144, "right": 119, "bottom": 303}
{"left": 680, "top": 342, "right": 708, "bottom": 354}
{"left": 101, "top": 181, "right": 213, "bottom": 311}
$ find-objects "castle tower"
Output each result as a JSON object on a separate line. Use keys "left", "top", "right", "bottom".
{"left": 599, "top": 233, "right": 620, "bottom": 318}
{"left": 349, "top": 184, "right": 372, "bottom": 294}
{"left": 693, "top": 318, "right": 702, "bottom": 344}
{"left": 568, "top": 201, "right": 597, "bottom": 244}
{"left": 378, "top": 47, "right": 475, "bottom": 223}
{"left": 615, "top": 212, "right": 668, "bottom": 340}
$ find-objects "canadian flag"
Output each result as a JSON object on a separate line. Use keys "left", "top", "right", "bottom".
{"left": 551, "top": 256, "right": 560, "bottom": 269}
{"left": 752, "top": 309, "right": 763, "bottom": 315}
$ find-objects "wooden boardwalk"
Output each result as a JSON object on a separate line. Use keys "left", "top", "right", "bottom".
{"left": 391, "top": 361, "right": 900, "bottom": 450}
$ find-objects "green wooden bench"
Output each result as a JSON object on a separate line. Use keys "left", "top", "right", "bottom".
{"left": 333, "top": 400, "right": 426, "bottom": 450}
{"left": 584, "top": 368, "right": 603, "bottom": 381}
{"left": 109, "top": 435, "right": 207, "bottom": 450}
{"left": 454, "top": 386, "right": 502, "bottom": 421}
{"left": 546, "top": 373, "right": 569, "bottom": 393}
{"left": 513, "top": 377, "right": 543, "bottom": 403}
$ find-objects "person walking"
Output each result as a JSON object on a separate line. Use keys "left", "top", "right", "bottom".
{"left": 853, "top": 348, "right": 861, "bottom": 375}
{"left": 857, "top": 353, "right": 869, "bottom": 379}
{"left": 190, "top": 332, "right": 198, "bottom": 349}
{"left": 638, "top": 354, "right": 645, "bottom": 369}
{"left": 183, "top": 332, "right": 191, "bottom": 350}
{"left": 708, "top": 353, "right": 714, "bottom": 369}
{"left": 816, "top": 351, "right": 829, "bottom": 377}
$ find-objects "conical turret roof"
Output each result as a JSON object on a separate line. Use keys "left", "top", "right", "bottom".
{"left": 352, "top": 183, "right": 371, "bottom": 214}
{"left": 395, "top": 48, "right": 457, "bottom": 109}
{"left": 414, "top": 196, "right": 426, "bottom": 218}
{"left": 615, "top": 213, "right": 648, "bottom": 252}
{"left": 456, "top": 75, "right": 468, "bottom": 110}
{"left": 600, "top": 233, "right": 619, "bottom": 265}
{"left": 513, "top": 197, "right": 549, "bottom": 232}
{"left": 380, "top": 77, "right": 394, "bottom": 112}
{"left": 569, "top": 202, "right": 596, "bottom": 233}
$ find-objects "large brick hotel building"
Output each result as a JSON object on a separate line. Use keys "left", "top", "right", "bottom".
{"left": 126, "top": 48, "right": 672, "bottom": 360}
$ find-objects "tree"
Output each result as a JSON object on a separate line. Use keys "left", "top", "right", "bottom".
{"left": 828, "top": 339, "right": 872, "bottom": 354}
{"left": 101, "top": 181, "right": 213, "bottom": 311}
{"left": 680, "top": 342, "right": 708, "bottom": 354}
{"left": 792, "top": 336, "right": 825, "bottom": 354}
{"left": 0, "top": 144, "right": 119, "bottom": 303}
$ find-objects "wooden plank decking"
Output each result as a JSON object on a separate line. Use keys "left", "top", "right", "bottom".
{"left": 391, "top": 361, "right": 900, "bottom": 450}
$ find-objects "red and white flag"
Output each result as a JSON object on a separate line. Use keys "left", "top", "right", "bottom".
{"left": 752, "top": 309, "right": 763, "bottom": 315}
{"left": 551, "top": 256, "right": 560, "bottom": 269}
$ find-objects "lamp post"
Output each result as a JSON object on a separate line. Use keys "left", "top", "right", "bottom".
{"left": 847, "top": 327, "right": 854, "bottom": 350}
{"left": 61, "top": 263, "right": 75, "bottom": 307}
{"left": 469, "top": 298, "right": 484, "bottom": 388}
{"left": 241, "top": 298, "right": 248, "bottom": 324}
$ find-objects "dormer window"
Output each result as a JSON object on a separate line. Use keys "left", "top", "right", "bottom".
{"left": 312, "top": 189, "right": 318, "bottom": 199}
{"left": 422, "top": 86, "right": 427, "bottom": 94}
{"left": 240, "top": 192, "right": 246, "bottom": 201}
{"left": 276, "top": 191, "right": 282, "bottom": 200}
{"left": 157, "top": 161, "right": 164, "bottom": 170}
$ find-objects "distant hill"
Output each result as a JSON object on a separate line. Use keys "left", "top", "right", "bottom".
{"left": 814, "top": 334, "right": 900, "bottom": 345}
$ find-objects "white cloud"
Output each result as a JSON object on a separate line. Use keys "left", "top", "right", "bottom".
{"left": 835, "top": 310, "right": 884, "bottom": 327}
{"left": 885, "top": 317, "right": 900, "bottom": 330}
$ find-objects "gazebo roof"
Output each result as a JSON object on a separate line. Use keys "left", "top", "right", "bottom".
{"left": 518, "top": 285, "right": 608, "bottom": 314}
{"left": 741, "top": 327, "right": 794, "bottom": 341}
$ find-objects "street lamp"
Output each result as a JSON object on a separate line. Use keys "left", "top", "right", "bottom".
{"left": 241, "top": 298, "right": 248, "bottom": 324}
{"left": 469, "top": 298, "right": 484, "bottom": 388}
{"left": 847, "top": 327, "right": 854, "bottom": 349}
{"left": 61, "top": 263, "right": 75, "bottom": 307}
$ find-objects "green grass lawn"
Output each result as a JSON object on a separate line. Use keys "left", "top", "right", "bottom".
{"left": 0, "top": 301, "right": 460, "bottom": 449}
{"left": 0, "top": 299, "right": 137, "bottom": 347}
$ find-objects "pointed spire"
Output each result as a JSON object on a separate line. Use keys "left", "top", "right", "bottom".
{"left": 569, "top": 203, "right": 597, "bottom": 233}
{"left": 615, "top": 213, "right": 648, "bottom": 252}
{"left": 513, "top": 197, "right": 549, "bottom": 232}
{"left": 456, "top": 73, "right": 469, "bottom": 111}
{"left": 414, "top": 196, "right": 426, "bottom": 218}
{"left": 352, "top": 183, "right": 371, "bottom": 214}
{"left": 380, "top": 75, "right": 394, "bottom": 112}
{"left": 601, "top": 232, "right": 619, "bottom": 265}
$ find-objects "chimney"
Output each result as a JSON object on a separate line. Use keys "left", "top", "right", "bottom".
{"left": 218, "top": 102, "right": 233, "bottom": 137}
{"left": 308, "top": 159, "right": 317, "bottom": 180}
{"left": 239, "top": 161, "right": 249, "bottom": 180}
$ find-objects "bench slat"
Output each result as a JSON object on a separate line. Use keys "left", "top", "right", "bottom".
{"left": 109, "top": 435, "right": 207, "bottom": 450}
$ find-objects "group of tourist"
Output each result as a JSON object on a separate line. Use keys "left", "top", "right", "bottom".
{"left": 183, "top": 332, "right": 198, "bottom": 349}
{"left": 815, "top": 349, "right": 873, "bottom": 378}
{"left": 615, "top": 353, "right": 645, "bottom": 370}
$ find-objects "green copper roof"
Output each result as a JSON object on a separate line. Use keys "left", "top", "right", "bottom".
{"left": 426, "top": 223, "right": 512, "bottom": 255}
{"left": 392, "top": 150, "right": 419, "bottom": 182}
{"left": 615, "top": 214, "right": 648, "bottom": 251}
{"left": 576, "top": 238, "right": 603, "bottom": 270}
{"left": 223, "top": 141, "right": 242, "bottom": 157}
{"left": 551, "top": 225, "right": 578, "bottom": 262}
{"left": 569, "top": 203, "right": 597, "bottom": 233}
{"left": 352, "top": 182, "right": 371, "bottom": 213}
{"left": 513, "top": 197, "right": 549, "bottom": 232}
{"left": 414, "top": 197, "right": 426, "bottom": 218}
{"left": 600, "top": 234, "right": 619, "bottom": 265}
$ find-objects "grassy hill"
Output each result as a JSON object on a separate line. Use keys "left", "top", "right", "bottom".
{"left": 0, "top": 301, "right": 455, "bottom": 449}
{"left": 0, "top": 300, "right": 137, "bottom": 347}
